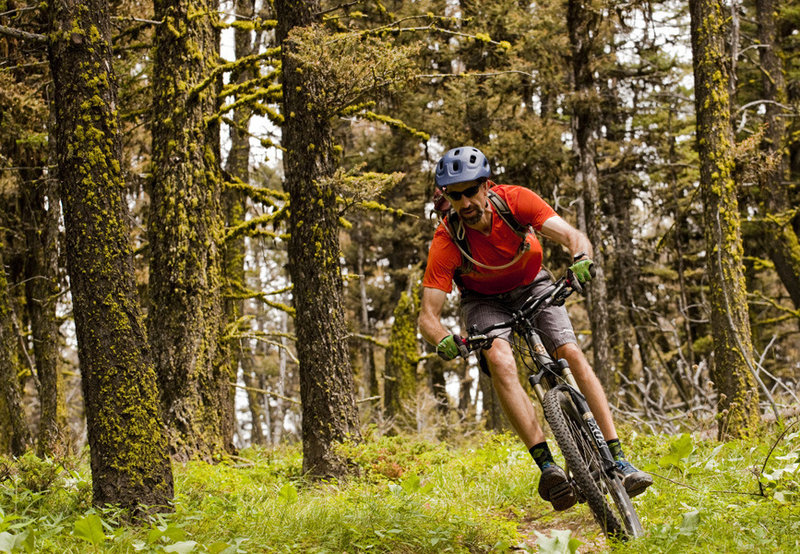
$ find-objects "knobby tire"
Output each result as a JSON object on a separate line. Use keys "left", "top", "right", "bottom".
{"left": 555, "top": 389, "right": 642, "bottom": 537}
{"left": 542, "top": 388, "right": 642, "bottom": 540}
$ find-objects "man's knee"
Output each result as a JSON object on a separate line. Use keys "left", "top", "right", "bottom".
{"left": 555, "top": 342, "right": 590, "bottom": 369}
{"left": 484, "top": 343, "right": 517, "bottom": 383}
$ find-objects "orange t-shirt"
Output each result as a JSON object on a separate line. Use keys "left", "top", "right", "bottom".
{"left": 422, "top": 184, "right": 557, "bottom": 295}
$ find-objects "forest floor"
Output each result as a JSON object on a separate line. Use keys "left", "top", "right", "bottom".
{"left": 1, "top": 419, "right": 799, "bottom": 552}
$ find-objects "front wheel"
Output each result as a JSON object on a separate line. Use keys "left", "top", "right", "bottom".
{"left": 542, "top": 388, "right": 643, "bottom": 540}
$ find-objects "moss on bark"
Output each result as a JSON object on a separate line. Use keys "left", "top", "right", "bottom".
{"left": 46, "top": 0, "right": 173, "bottom": 510}
{"left": 690, "top": 0, "right": 760, "bottom": 439}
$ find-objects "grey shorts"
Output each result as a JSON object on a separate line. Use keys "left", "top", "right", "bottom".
{"left": 460, "top": 270, "right": 578, "bottom": 357}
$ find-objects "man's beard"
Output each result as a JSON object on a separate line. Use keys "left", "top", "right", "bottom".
{"left": 460, "top": 205, "right": 484, "bottom": 225}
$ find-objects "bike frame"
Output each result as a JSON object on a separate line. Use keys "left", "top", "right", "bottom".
{"left": 467, "top": 272, "right": 643, "bottom": 539}
{"left": 467, "top": 276, "right": 617, "bottom": 477}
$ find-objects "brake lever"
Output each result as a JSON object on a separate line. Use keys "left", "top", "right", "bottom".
{"left": 466, "top": 334, "right": 493, "bottom": 352}
{"left": 566, "top": 269, "right": 585, "bottom": 296}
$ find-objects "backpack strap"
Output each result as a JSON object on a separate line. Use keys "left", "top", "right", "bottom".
{"left": 442, "top": 190, "right": 533, "bottom": 279}
{"left": 487, "top": 191, "right": 531, "bottom": 239}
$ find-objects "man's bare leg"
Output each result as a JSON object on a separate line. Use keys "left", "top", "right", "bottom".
{"left": 483, "top": 339, "right": 577, "bottom": 510}
{"left": 555, "top": 342, "right": 617, "bottom": 440}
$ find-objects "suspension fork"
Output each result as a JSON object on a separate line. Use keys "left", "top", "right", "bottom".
{"left": 561, "top": 385, "right": 617, "bottom": 473}
{"left": 522, "top": 324, "right": 616, "bottom": 473}
{"left": 524, "top": 328, "right": 572, "bottom": 403}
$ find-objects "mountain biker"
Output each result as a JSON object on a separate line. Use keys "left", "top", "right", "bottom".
{"left": 418, "top": 146, "right": 652, "bottom": 511}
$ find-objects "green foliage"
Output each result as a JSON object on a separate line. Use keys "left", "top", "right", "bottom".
{"left": 285, "top": 24, "right": 419, "bottom": 119}
{"left": 0, "top": 429, "right": 799, "bottom": 551}
{"left": 657, "top": 433, "right": 695, "bottom": 471}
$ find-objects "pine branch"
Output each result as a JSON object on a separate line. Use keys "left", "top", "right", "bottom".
{"left": 224, "top": 208, "right": 289, "bottom": 242}
{"left": 347, "top": 333, "right": 389, "bottom": 349}
{"left": 220, "top": 71, "right": 280, "bottom": 99}
{"left": 230, "top": 382, "right": 300, "bottom": 404}
{"left": 224, "top": 177, "right": 288, "bottom": 204}
{"left": 189, "top": 47, "right": 281, "bottom": 101}
{"left": 208, "top": 85, "right": 283, "bottom": 125}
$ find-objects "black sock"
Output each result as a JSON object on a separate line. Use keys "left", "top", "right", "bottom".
{"left": 606, "top": 438, "right": 624, "bottom": 461}
{"left": 529, "top": 441, "right": 555, "bottom": 470}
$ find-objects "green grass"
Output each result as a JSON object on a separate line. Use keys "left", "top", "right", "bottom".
{"left": 0, "top": 423, "right": 798, "bottom": 553}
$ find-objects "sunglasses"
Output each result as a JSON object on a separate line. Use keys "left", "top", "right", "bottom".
{"left": 444, "top": 183, "right": 482, "bottom": 201}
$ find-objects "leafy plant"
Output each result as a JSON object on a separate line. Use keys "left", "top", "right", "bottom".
{"left": 658, "top": 433, "right": 695, "bottom": 471}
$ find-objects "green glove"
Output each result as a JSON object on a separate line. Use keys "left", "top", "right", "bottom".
{"left": 569, "top": 258, "right": 594, "bottom": 284}
{"left": 437, "top": 334, "right": 469, "bottom": 361}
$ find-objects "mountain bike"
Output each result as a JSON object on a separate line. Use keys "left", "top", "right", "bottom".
{"left": 464, "top": 267, "right": 644, "bottom": 540}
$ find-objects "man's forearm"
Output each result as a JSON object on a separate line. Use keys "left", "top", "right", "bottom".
{"left": 418, "top": 311, "right": 450, "bottom": 346}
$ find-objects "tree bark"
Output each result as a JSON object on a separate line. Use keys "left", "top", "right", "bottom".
{"left": 690, "top": 0, "right": 760, "bottom": 439}
{"left": 224, "top": 0, "right": 261, "bottom": 446}
{"left": 756, "top": 0, "right": 800, "bottom": 310}
{"left": 384, "top": 291, "right": 419, "bottom": 430}
{"left": 356, "top": 236, "right": 378, "bottom": 399}
{"left": 567, "top": 0, "right": 612, "bottom": 387}
{"left": 0, "top": 244, "right": 31, "bottom": 456}
{"left": 21, "top": 175, "right": 65, "bottom": 456}
{"left": 46, "top": 0, "right": 173, "bottom": 509}
{"left": 275, "top": 0, "right": 361, "bottom": 478}
{"left": 149, "top": 0, "right": 234, "bottom": 460}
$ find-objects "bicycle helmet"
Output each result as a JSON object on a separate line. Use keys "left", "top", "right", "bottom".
{"left": 434, "top": 146, "right": 490, "bottom": 189}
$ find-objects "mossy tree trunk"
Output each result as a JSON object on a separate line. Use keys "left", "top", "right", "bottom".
{"left": 150, "top": 0, "right": 234, "bottom": 460}
{"left": 567, "top": 0, "right": 612, "bottom": 388}
{"left": 0, "top": 242, "right": 31, "bottom": 456}
{"left": 756, "top": 0, "right": 800, "bottom": 310}
{"left": 275, "top": 0, "right": 361, "bottom": 478}
{"left": 46, "top": 0, "right": 173, "bottom": 508}
{"left": 0, "top": 23, "right": 64, "bottom": 456}
{"left": 21, "top": 174, "right": 65, "bottom": 456}
{"left": 224, "top": 0, "right": 265, "bottom": 446}
{"left": 690, "top": 0, "right": 760, "bottom": 439}
{"left": 356, "top": 231, "right": 378, "bottom": 400}
{"left": 384, "top": 290, "right": 420, "bottom": 430}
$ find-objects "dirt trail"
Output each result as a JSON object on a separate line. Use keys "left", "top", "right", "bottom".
{"left": 515, "top": 505, "right": 610, "bottom": 552}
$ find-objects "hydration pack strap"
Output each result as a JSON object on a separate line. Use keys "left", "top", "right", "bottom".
{"left": 443, "top": 191, "right": 532, "bottom": 273}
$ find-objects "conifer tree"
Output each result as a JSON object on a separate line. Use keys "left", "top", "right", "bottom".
{"left": 690, "top": 0, "right": 760, "bottom": 438}
{"left": 0, "top": 242, "right": 30, "bottom": 455}
{"left": 149, "top": 0, "right": 234, "bottom": 460}
{"left": 46, "top": 0, "right": 173, "bottom": 508}
{"left": 384, "top": 290, "right": 420, "bottom": 428}
{"left": 755, "top": 0, "right": 800, "bottom": 309}
{"left": 566, "top": 0, "right": 612, "bottom": 386}
{"left": 274, "top": 0, "right": 361, "bottom": 477}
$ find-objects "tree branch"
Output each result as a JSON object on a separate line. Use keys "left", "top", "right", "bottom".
{"left": 0, "top": 23, "right": 47, "bottom": 45}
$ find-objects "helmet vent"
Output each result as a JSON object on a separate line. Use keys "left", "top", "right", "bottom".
{"left": 469, "top": 154, "right": 477, "bottom": 164}
{"left": 454, "top": 149, "right": 461, "bottom": 155}
{"left": 452, "top": 161, "right": 460, "bottom": 171}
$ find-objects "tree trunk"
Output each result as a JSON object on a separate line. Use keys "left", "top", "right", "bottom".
{"left": 567, "top": 0, "right": 612, "bottom": 387}
{"left": 272, "top": 311, "right": 289, "bottom": 444}
{"left": 275, "top": 0, "right": 361, "bottom": 478}
{"left": 21, "top": 174, "right": 65, "bottom": 456}
{"left": 46, "top": 0, "right": 173, "bottom": 509}
{"left": 0, "top": 243, "right": 31, "bottom": 456}
{"left": 224, "top": 0, "right": 261, "bottom": 446}
{"left": 384, "top": 291, "right": 419, "bottom": 430}
{"left": 357, "top": 236, "right": 378, "bottom": 399}
{"left": 690, "top": 0, "right": 760, "bottom": 439}
{"left": 756, "top": 0, "right": 800, "bottom": 310}
{"left": 150, "top": 0, "right": 234, "bottom": 460}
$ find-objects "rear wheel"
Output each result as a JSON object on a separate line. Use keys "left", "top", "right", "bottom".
{"left": 543, "top": 388, "right": 642, "bottom": 539}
